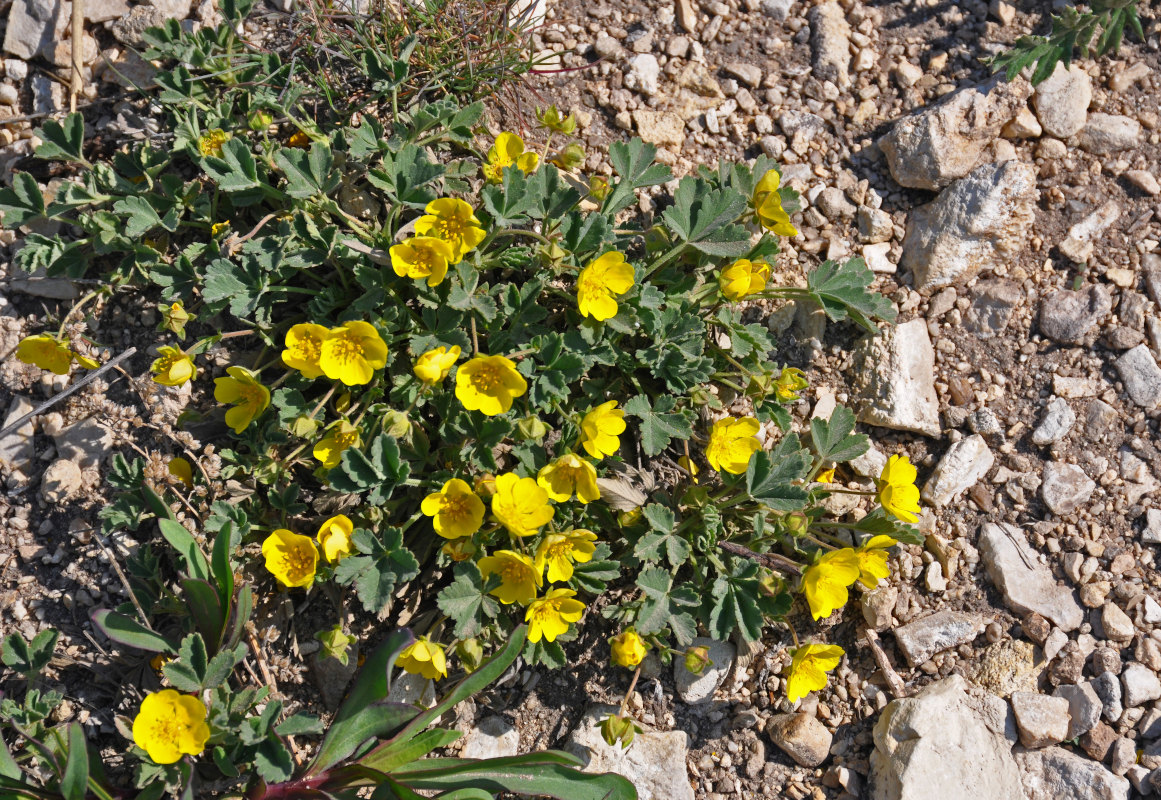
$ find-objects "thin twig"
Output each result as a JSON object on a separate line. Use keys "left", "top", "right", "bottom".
{"left": 92, "top": 532, "right": 156, "bottom": 633}
{"left": 247, "top": 628, "right": 302, "bottom": 766}
{"left": 70, "top": 0, "right": 84, "bottom": 112}
{"left": 0, "top": 347, "right": 137, "bottom": 439}
{"left": 864, "top": 628, "right": 908, "bottom": 699}
{"left": 718, "top": 541, "right": 802, "bottom": 576}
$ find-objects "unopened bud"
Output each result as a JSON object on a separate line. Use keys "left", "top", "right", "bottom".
{"left": 683, "top": 645, "right": 713, "bottom": 675}
{"left": 588, "top": 175, "right": 610, "bottom": 202}
{"left": 600, "top": 713, "right": 641, "bottom": 748}
{"left": 516, "top": 415, "right": 549, "bottom": 442}
{"left": 382, "top": 410, "right": 411, "bottom": 439}
{"left": 549, "top": 142, "right": 585, "bottom": 171}
{"left": 441, "top": 538, "right": 477, "bottom": 562}
{"left": 290, "top": 415, "right": 319, "bottom": 438}
{"left": 456, "top": 638, "right": 484, "bottom": 672}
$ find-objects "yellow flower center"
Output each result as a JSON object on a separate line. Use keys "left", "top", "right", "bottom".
{"left": 470, "top": 364, "right": 503, "bottom": 393}
{"left": 281, "top": 547, "right": 314, "bottom": 583}
{"left": 328, "top": 335, "right": 364, "bottom": 365}
{"left": 430, "top": 216, "right": 465, "bottom": 240}
{"left": 499, "top": 562, "right": 527, "bottom": 584}
{"left": 334, "top": 429, "right": 358, "bottom": 448}
{"left": 442, "top": 494, "right": 473, "bottom": 520}
{"left": 290, "top": 334, "right": 322, "bottom": 363}
{"left": 238, "top": 383, "right": 266, "bottom": 407}
{"left": 148, "top": 713, "right": 181, "bottom": 748}
{"left": 546, "top": 541, "right": 572, "bottom": 561}
{"left": 156, "top": 352, "right": 181, "bottom": 373}
{"left": 411, "top": 246, "right": 436, "bottom": 272}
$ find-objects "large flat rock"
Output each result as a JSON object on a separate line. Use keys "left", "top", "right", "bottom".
{"left": 979, "top": 522, "right": 1083, "bottom": 631}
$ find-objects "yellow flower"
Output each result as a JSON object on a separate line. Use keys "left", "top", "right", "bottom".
{"left": 261, "top": 529, "right": 318, "bottom": 588}
{"left": 525, "top": 588, "right": 585, "bottom": 643}
{"left": 491, "top": 472, "right": 554, "bottom": 538}
{"left": 579, "top": 400, "right": 626, "bottom": 459}
{"left": 751, "top": 169, "right": 799, "bottom": 237}
{"left": 319, "top": 321, "right": 388, "bottom": 386}
{"left": 705, "top": 416, "right": 762, "bottom": 475}
{"left": 535, "top": 529, "right": 597, "bottom": 583}
{"left": 414, "top": 345, "right": 461, "bottom": 385}
{"left": 390, "top": 236, "right": 455, "bottom": 287}
{"left": 576, "top": 251, "right": 635, "bottom": 321}
{"left": 801, "top": 548, "right": 861, "bottom": 620}
{"left": 421, "top": 478, "right": 485, "bottom": 539}
{"left": 816, "top": 467, "right": 836, "bottom": 484}
{"left": 168, "top": 457, "right": 193, "bottom": 487}
{"left": 317, "top": 514, "right": 355, "bottom": 562}
{"left": 213, "top": 366, "right": 270, "bottom": 434}
{"left": 876, "top": 454, "right": 921, "bottom": 524}
{"left": 774, "top": 367, "right": 808, "bottom": 402}
{"left": 151, "top": 346, "right": 197, "bottom": 387}
{"left": 609, "top": 630, "right": 648, "bottom": 668}
{"left": 210, "top": 222, "right": 229, "bottom": 236}
{"left": 132, "top": 689, "right": 210, "bottom": 765}
{"left": 313, "top": 420, "right": 361, "bottom": 469}
{"left": 785, "top": 643, "right": 844, "bottom": 703}
{"left": 16, "top": 334, "right": 74, "bottom": 375}
{"left": 414, "top": 198, "right": 487, "bottom": 263}
{"left": 537, "top": 454, "right": 600, "bottom": 503}
{"left": 478, "top": 549, "right": 541, "bottom": 605}
{"left": 197, "top": 128, "right": 229, "bottom": 157}
{"left": 455, "top": 354, "right": 528, "bottom": 416}
{"left": 483, "top": 132, "right": 540, "bottom": 183}
{"left": 395, "top": 636, "right": 447, "bottom": 681}
{"left": 288, "top": 130, "right": 310, "bottom": 148}
{"left": 855, "top": 535, "right": 897, "bottom": 589}
{"left": 282, "top": 323, "right": 331, "bottom": 379}
{"left": 719, "top": 258, "right": 770, "bottom": 302}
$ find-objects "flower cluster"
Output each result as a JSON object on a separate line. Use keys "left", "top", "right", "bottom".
{"left": 391, "top": 198, "right": 486, "bottom": 286}
{"left": 283, "top": 320, "right": 389, "bottom": 387}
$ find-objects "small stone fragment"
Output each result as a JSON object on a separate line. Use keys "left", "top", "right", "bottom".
{"left": 1115, "top": 345, "right": 1161, "bottom": 410}
{"left": 1039, "top": 284, "right": 1113, "bottom": 344}
{"left": 1102, "top": 603, "right": 1136, "bottom": 643}
{"left": 767, "top": 712, "right": 832, "bottom": 768}
{"left": 674, "top": 637, "right": 735, "bottom": 704}
{"left": 1040, "top": 462, "right": 1096, "bottom": 516}
{"left": 808, "top": 2, "right": 850, "bottom": 88}
{"left": 1016, "top": 746, "right": 1131, "bottom": 799}
{"left": 978, "top": 522, "right": 1084, "bottom": 630}
{"left": 459, "top": 716, "right": 520, "bottom": 759}
{"left": 1031, "top": 398, "right": 1075, "bottom": 446}
{"left": 1092, "top": 672, "right": 1124, "bottom": 722}
{"left": 1011, "top": 692, "right": 1071, "bottom": 748}
{"left": 893, "top": 611, "right": 984, "bottom": 667}
{"left": 1054, "top": 682, "right": 1102, "bottom": 739}
{"left": 1123, "top": 663, "right": 1161, "bottom": 708}
{"left": 1032, "top": 62, "right": 1092, "bottom": 138}
{"left": 851, "top": 319, "right": 941, "bottom": 437}
{"left": 921, "top": 434, "right": 994, "bottom": 507}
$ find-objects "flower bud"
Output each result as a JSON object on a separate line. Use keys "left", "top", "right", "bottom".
{"left": 774, "top": 367, "right": 809, "bottom": 402}
{"left": 599, "top": 713, "right": 641, "bottom": 748}
{"left": 683, "top": 645, "right": 713, "bottom": 675}
{"left": 456, "top": 638, "right": 484, "bottom": 672}
{"left": 587, "top": 175, "right": 610, "bottom": 202}
{"left": 290, "top": 415, "right": 319, "bottom": 438}
{"left": 536, "top": 105, "right": 577, "bottom": 135}
{"left": 617, "top": 508, "right": 642, "bottom": 528}
{"left": 643, "top": 225, "right": 670, "bottom": 255}
{"left": 334, "top": 391, "right": 352, "bottom": 413}
{"left": 441, "top": 538, "right": 477, "bottom": 562}
{"left": 539, "top": 240, "right": 568, "bottom": 268}
{"left": 759, "top": 571, "right": 785, "bottom": 598}
{"left": 157, "top": 301, "right": 192, "bottom": 340}
{"left": 382, "top": 410, "right": 411, "bottom": 439}
{"left": 248, "top": 109, "right": 274, "bottom": 131}
{"left": 516, "top": 415, "right": 549, "bottom": 442}
{"left": 474, "top": 474, "right": 497, "bottom": 498}
{"left": 783, "top": 511, "right": 809, "bottom": 537}
{"left": 549, "top": 142, "right": 585, "bottom": 171}
{"left": 609, "top": 630, "right": 648, "bottom": 668}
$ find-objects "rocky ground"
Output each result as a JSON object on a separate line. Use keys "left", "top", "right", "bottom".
{"left": 5, "top": 0, "right": 1161, "bottom": 798}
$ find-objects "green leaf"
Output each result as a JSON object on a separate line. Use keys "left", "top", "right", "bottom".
{"left": 705, "top": 560, "right": 782, "bottom": 642}
{"left": 560, "top": 210, "right": 611, "bottom": 254}
{"left": 35, "top": 113, "right": 86, "bottom": 163}
{"left": 0, "top": 734, "right": 20, "bottom": 779}
{"left": 623, "top": 394, "right": 695, "bottom": 457}
{"left": 480, "top": 167, "right": 535, "bottom": 227}
{"left": 333, "top": 528, "right": 420, "bottom": 615}
{"left": 307, "top": 630, "right": 419, "bottom": 775}
{"left": 202, "top": 644, "right": 246, "bottom": 690}
{"left": 1, "top": 629, "right": 58, "bottom": 675}
{"left": 274, "top": 142, "right": 341, "bottom": 199}
{"left": 0, "top": 172, "right": 47, "bottom": 227}
{"left": 202, "top": 257, "right": 268, "bottom": 321}
{"left": 202, "top": 138, "right": 261, "bottom": 192}
{"left": 158, "top": 519, "right": 210, "bottom": 581}
{"left": 182, "top": 578, "right": 225, "bottom": 651}
{"left": 365, "top": 144, "right": 445, "bottom": 209}
{"left": 603, "top": 138, "right": 672, "bottom": 217}
{"left": 254, "top": 736, "right": 294, "bottom": 784}
{"left": 436, "top": 563, "right": 499, "bottom": 639}
{"left": 328, "top": 434, "right": 411, "bottom": 504}
{"left": 358, "top": 727, "right": 460, "bottom": 774}
{"left": 853, "top": 508, "right": 924, "bottom": 546}
{"left": 633, "top": 504, "right": 690, "bottom": 568}
{"left": 634, "top": 567, "right": 698, "bottom": 645}
{"left": 390, "top": 752, "right": 637, "bottom": 800}
{"left": 746, "top": 434, "right": 812, "bottom": 511}
{"left": 661, "top": 176, "right": 751, "bottom": 257}
{"left": 90, "top": 610, "right": 174, "bottom": 654}
{"left": 107, "top": 454, "right": 145, "bottom": 491}
{"left": 162, "top": 634, "right": 208, "bottom": 693}
{"left": 809, "top": 405, "right": 869, "bottom": 464}
{"left": 112, "top": 195, "right": 177, "bottom": 239}
{"left": 60, "top": 723, "right": 89, "bottom": 800}
{"left": 805, "top": 257, "right": 896, "bottom": 333}
{"left": 275, "top": 713, "right": 325, "bottom": 737}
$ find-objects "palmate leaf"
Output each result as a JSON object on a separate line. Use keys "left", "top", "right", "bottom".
{"left": 805, "top": 256, "right": 896, "bottom": 334}
{"left": 436, "top": 562, "right": 499, "bottom": 639}
{"left": 274, "top": 141, "right": 341, "bottom": 199}
{"left": 634, "top": 567, "right": 698, "bottom": 645}
{"left": 328, "top": 434, "right": 410, "bottom": 504}
{"left": 569, "top": 543, "right": 620, "bottom": 594}
{"left": 35, "top": 112, "right": 86, "bottom": 163}
{"left": 633, "top": 504, "right": 690, "bottom": 568}
{"left": 334, "top": 528, "right": 420, "bottom": 615}
{"left": 623, "top": 394, "right": 694, "bottom": 457}
{"left": 746, "top": 433, "right": 812, "bottom": 511}
{"left": 661, "top": 176, "right": 751, "bottom": 257}
{"left": 810, "top": 405, "right": 869, "bottom": 464}
{"left": 201, "top": 138, "right": 261, "bottom": 192}
{"left": 0, "top": 172, "right": 47, "bottom": 227}
{"left": 704, "top": 560, "right": 790, "bottom": 642}
{"left": 603, "top": 138, "right": 672, "bottom": 217}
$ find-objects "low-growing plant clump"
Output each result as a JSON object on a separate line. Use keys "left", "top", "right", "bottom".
{"left": 1, "top": 3, "right": 926, "bottom": 797}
